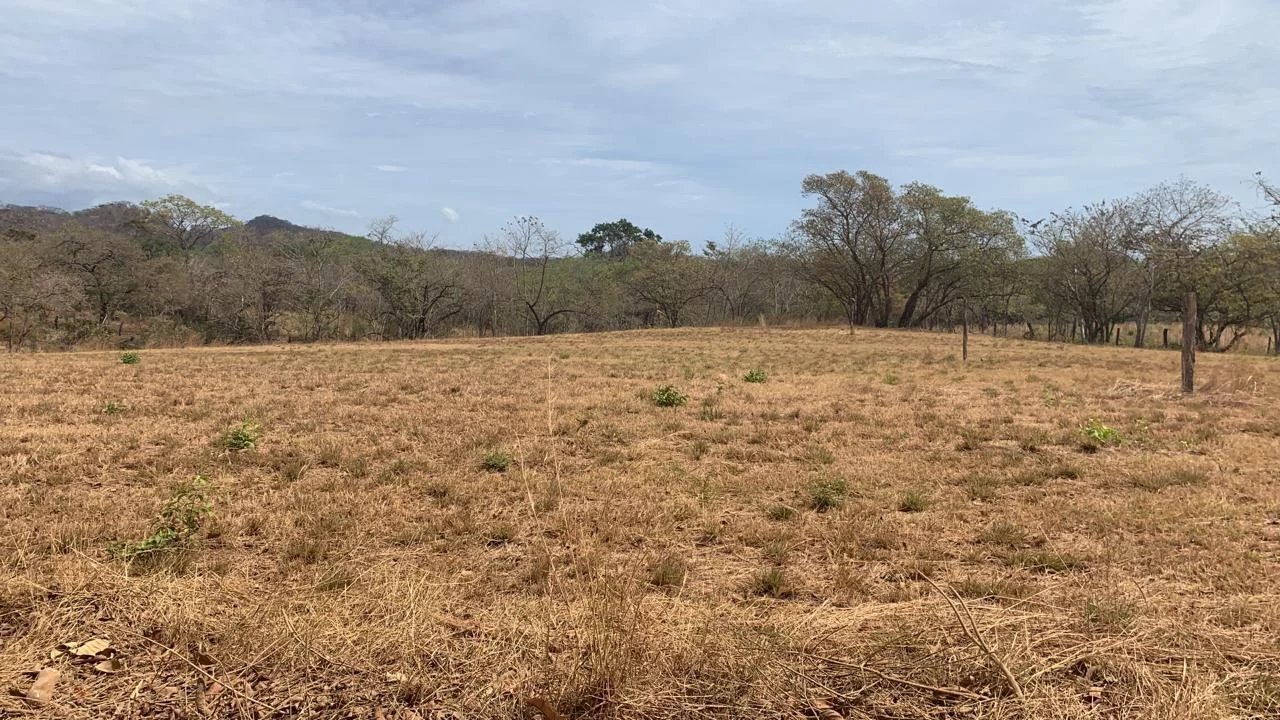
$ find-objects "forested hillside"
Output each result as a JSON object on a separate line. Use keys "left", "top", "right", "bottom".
{"left": 2, "top": 172, "right": 1278, "bottom": 352}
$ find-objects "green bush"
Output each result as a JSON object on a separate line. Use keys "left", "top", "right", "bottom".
{"left": 1080, "top": 419, "right": 1121, "bottom": 448}
{"left": 120, "top": 352, "right": 141, "bottom": 365}
{"left": 652, "top": 385, "right": 688, "bottom": 407}
{"left": 482, "top": 449, "right": 512, "bottom": 472}
{"left": 743, "top": 369, "right": 768, "bottom": 384}
{"left": 221, "top": 422, "right": 262, "bottom": 451}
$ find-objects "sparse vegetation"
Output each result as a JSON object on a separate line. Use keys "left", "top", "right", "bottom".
{"left": 481, "top": 449, "right": 513, "bottom": 472}
{"left": 652, "top": 384, "right": 689, "bottom": 407}
{"left": 221, "top": 421, "right": 262, "bottom": 450}
{"left": 807, "top": 476, "right": 847, "bottom": 512}
{"left": 742, "top": 369, "right": 768, "bottom": 383}
{"left": 111, "top": 475, "right": 212, "bottom": 564}
{"left": 2, "top": 328, "right": 1277, "bottom": 718}
{"left": 119, "top": 351, "right": 141, "bottom": 365}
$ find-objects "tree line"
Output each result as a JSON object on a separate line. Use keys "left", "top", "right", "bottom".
{"left": 2, "top": 172, "right": 1278, "bottom": 353}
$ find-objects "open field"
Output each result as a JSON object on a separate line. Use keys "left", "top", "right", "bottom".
{"left": 2, "top": 328, "right": 1278, "bottom": 719}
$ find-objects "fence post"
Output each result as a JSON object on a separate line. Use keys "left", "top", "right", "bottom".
{"left": 962, "top": 309, "right": 969, "bottom": 363}
{"left": 1163, "top": 328, "right": 1169, "bottom": 349}
{"left": 1181, "top": 292, "right": 1196, "bottom": 394}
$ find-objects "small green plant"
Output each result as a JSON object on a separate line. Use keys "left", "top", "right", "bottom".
{"left": 101, "top": 401, "right": 126, "bottom": 415}
{"left": 898, "top": 490, "right": 929, "bottom": 513}
{"left": 1080, "top": 419, "right": 1121, "bottom": 446}
{"left": 652, "top": 385, "right": 688, "bottom": 407}
{"left": 221, "top": 422, "right": 262, "bottom": 451}
{"left": 482, "top": 449, "right": 512, "bottom": 472}
{"left": 112, "top": 475, "right": 212, "bottom": 562}
{"left": 120, "top": 351, "right": 141, "bottom": 365}
{"left": 808, "top": 476, "right": 847, "bottom": 512}
{"left": 743, "top": 369, "right": 768, "bottom": 384}
{"left": 882, "top": 372, "right": 900, "bottom": 385}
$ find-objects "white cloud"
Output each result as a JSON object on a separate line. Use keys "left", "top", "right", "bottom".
{"left": 301, "top": 200, "right": 359, "bottom": 217}
{"left": 375, "top": 164, "right": 408, "bottom": 172}
{"left": 440, "top": 207, "right": 459, "bottom": 223}
{"left": 0, "top": 150, "right": 215, "bottom": 205}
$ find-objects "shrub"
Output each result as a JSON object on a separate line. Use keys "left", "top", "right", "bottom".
{"left": 652, "top": 385, "right": 688, "bottom": 407}
{"left": 808, "top": 476, "right": 847, "bottom": 512}
{"left": 482, "top": 449, "right": 512, "bottom": 472}
{"left": 743, "top": 369, "right": 768, "bottom": 384}
{"left": 1080, "top": 419, "right": 1121, "bottom": 446}
{"left": 112, "top": 475, "right": 212, "bottom": 562}
{"left": 120, "top": 352, "right": 141, "bottom": 365}
{"left": 221, "top": 422, "right": 262, "bottom": 451}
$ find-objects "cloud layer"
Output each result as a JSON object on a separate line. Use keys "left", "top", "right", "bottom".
{"left": 2, "top": 0, "right": 1277, "bottom": 243}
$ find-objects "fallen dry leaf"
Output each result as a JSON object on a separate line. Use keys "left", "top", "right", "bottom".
{"left": 70, "top": 638, "right": 112, "bottom": 658}
{"left": 524, "top": 696, "right": 565, "bottom": 720}
{"left": 385, "top": 672, "right": 408, "bottom": 683}
{"left": 94, "top": 658, "right": 125, "bottom": 674}
{"left": 193, "top": 651, "right": 216, "bottom": 667}
{"left": 25, "top": 667, "right": 60, "bottom": 705}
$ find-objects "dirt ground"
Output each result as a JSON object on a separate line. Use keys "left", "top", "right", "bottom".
{"left": 2, "top": 327, "right": 1278, "bottom": 719}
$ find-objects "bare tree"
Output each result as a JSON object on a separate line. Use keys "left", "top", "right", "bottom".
{"left": 484, "top": 216, "right": 576, "bottom": 335}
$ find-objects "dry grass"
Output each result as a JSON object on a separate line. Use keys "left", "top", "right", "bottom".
{"left": 2, "top": 327, "right": 1278, "bottom": 719}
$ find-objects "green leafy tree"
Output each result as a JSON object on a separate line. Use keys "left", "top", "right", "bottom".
{"left": 576, "top": 218, "right": 661, "bottom": 259}
{"left": 140, "top": 194, "right": 240, "bottom": 252}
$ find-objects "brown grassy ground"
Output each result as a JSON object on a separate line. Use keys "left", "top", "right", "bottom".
{"left": 2, "top": 328, "right": 1278, "bottom": 719}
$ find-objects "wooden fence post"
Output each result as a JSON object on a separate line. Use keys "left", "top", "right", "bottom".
{"left": 1163, "top": 328, "right": 1169, "bottom": 349}
{"left": 1181, "top": 291, "right": 1196, "bottom": 394}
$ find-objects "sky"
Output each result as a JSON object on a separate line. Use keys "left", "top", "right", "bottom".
{"left": 2, "top": 0, "right": 1278, "bottom": 248}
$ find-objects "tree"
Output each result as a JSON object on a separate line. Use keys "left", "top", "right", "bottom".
{"left": 46, "top": 223, "right": 147, "bottom": 326}
{"left": 1130, "top": 180, "right": 1234, "bottom": 347}
{"left": 576, "top": 218, "right": 661, "bottom": 259}
{"left": 140, "top": 195, "right": 240, "bottom": 252}
{"left": 895, "top": 184, "right": 1024, "bottom": 328}
{"left": 361, "top": 217, "right": 463, "bottom": 339}
{"left": 485, "top": 216, "right": 576, "bottom": 335}
{"left": 625, "top": 239, "right": 712, "bottom": 327}
{"left": 1031, "top": 202, "right": 1143, "bottom": 344}
{"left": 786, "top": 171, "right": 903, "bottom": 329}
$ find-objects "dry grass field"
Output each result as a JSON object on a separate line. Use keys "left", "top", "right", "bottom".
{"left": 2, "top": 328, "right": 1278, "bottom": 719}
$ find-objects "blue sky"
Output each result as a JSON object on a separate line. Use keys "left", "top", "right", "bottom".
{"left": 2, "top": 0, "right": 1278, "bottom": 248}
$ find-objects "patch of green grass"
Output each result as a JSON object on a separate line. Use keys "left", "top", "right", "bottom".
{"left": 1131, "top": 468, "right": 1209, "bottom": 491}
{"left": 742, "top": 369, "right": 768, "bottom": 383}
{"left": 807, "top": 476, "right": 847, "bottom": 512}
{"left": 748, "top": 567, "right": 793, "bottom": 598}
{"left": 101, "top": 401, "right": 126, "bottom": 415}
{"left": 119, "top": 351, "right": 141, "bottom": 365}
